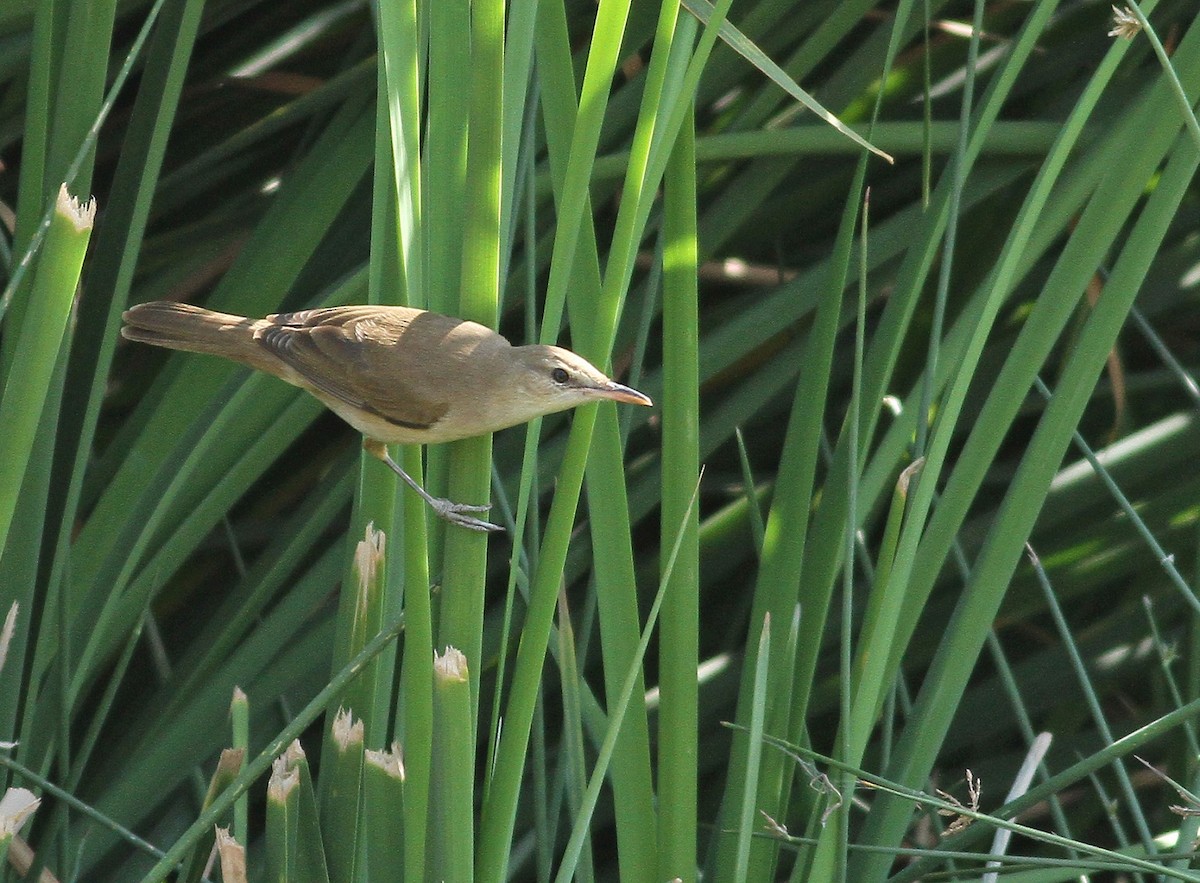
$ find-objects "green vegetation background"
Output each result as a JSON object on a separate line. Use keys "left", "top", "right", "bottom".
{"left": 3, "top": 0, "right": 1200, "bottom": 880}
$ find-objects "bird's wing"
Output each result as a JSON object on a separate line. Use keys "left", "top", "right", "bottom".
{"left": 256, "top": 307, "right": 453, "bottom": 430}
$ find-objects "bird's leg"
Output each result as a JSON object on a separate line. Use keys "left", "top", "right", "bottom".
{"left": 363, "top": 438, "right": 503, "bottom": 533}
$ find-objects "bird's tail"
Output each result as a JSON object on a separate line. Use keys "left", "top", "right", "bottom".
{"left": 121, "top": 301, "right": 277, "bottom": 373}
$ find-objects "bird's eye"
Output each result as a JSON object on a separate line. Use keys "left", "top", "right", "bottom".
{"left": 551, "top": 367, "right": 569, "bottom": 384}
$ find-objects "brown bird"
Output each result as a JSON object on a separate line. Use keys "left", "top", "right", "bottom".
{"left": 121, "top": 302, "right": 652, "bottom": 531}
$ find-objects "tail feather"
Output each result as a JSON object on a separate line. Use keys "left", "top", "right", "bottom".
{"left": 121, "top": 302, "right": 276, "bottom": 373}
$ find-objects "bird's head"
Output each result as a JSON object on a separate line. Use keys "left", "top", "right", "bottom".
{"left": 495, "top": 344, "right": 652, "bottom": 426}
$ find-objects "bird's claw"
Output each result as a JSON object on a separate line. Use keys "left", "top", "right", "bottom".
{"left": 431, "top": 498, "right": 504, "bottom": 533}
{"left": 370, "top": 443, "right": 503, "bottom": 531}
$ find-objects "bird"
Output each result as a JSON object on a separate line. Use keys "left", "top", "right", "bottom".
{"left": 121, "top": 301, "right": 653, "bottom": 532}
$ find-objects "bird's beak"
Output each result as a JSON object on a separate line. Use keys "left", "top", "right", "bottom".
{"left": 592, "top": 380, "right": 653, "bottom": 407}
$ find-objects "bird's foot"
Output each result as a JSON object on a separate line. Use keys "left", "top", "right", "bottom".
{"left": 429, "top": 497, "right": 504, "bottom": 533}
{"left": 365, "top": 439, "right": 504, "bottom": 532}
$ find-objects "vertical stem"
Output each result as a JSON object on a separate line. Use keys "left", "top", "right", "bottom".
{"left": 657, "top": 104, "right": 700, "bottom": 883}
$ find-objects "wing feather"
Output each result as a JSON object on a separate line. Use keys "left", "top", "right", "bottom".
{"left": 255, "top": 307, "right": 464, "bottom": 430}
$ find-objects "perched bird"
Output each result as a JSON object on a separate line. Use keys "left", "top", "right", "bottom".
{"left": 121, "top": 302, "right": 652, "bottom": 531}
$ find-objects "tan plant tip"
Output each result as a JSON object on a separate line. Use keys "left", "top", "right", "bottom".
{"left": 267, "top": 762, "right": 299, "bottom": 801}
{"left": 0, "top": 787, "right": 40, "bottom": 835}
{"left": 1109, "top": 5, "right": 1141, "bottom": 39}
{"left": 283, "top": 738, "right": 306, "bottom": 765}
{"left": 55, "top": 184, "right": 96, "bottom": 231}
{"left": 365, "top": 741, "right": 406, "bottom": 779}
{"left": 332, "top": 706, "right": 364, "bottom": 749}
{"left": 354, "top": 521, "right": 386, "bottom": 581}
{"left": 353, "top": 522, "right": 386, "bottom": 615}
{"left": 434, "top": 646, "right": 469, "bottom": 682}
{"left": 936, "top": 769, "right": 981, "bottom": 837}
{"left": 898, "top": 457, "right": 925, "bottom": 497}
{"left": 217, "top": 747, "right": 245, "bottom": 774}
{"left": 215, "top": 826, "right": 248, "bottom": 883}
{"left": 759, "top": 809, "right": 789, "bottom": 837}
{"left": 0, "top": 601, "right": 17, "bottom": 676}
